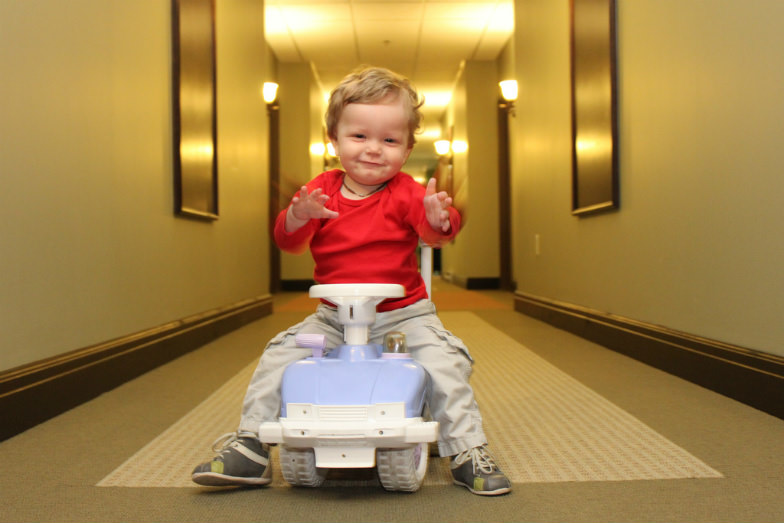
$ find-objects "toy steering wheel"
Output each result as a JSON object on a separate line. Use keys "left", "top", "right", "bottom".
{"left": 309, "top": 284, "right": 405, "bottom": 345}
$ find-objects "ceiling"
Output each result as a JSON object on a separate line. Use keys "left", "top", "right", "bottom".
{"left": 265, "top": 0, "right": 514, "bottom": 165}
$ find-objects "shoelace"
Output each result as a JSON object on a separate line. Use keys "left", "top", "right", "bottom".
{"left": 210, "top": 431, "right": 260, "bottom": 454}
{"left": 210, "top": 432, "right": 240, "bottom": 454}
{"left": 453, "top": 445, "right": 499, "bottom": 475}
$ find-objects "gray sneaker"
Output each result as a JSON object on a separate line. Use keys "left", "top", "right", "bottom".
{"left": 451, "top": 445, "right": 511, "bottom": 496}
{"left": 192, "top": 432, "right": 272, "bottom": 487}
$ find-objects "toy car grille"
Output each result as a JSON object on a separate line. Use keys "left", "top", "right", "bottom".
{"left": 317, "top": 406, "right": 370, "bottom": 420}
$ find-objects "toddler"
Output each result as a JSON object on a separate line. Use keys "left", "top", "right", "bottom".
{"left": 192, "top": 66, "right": 511, "bottom": 496}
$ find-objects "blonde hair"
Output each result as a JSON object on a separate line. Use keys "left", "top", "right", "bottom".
{"left": 326, "top": 66, "right": 424, "bottom": 146}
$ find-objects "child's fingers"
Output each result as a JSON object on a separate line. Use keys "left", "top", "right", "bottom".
{"left": 425, "top": 177, "right": 437, "bottom": 196}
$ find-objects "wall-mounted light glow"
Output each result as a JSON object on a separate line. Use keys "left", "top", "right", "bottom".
{"left": 419, "top": 128, "right": 442, "bottom": 140}
{"left": 421, "top": 91, "right": 452, "bottom": 108}
{"left": 310, "top": 143, "right": 326, "bottom": 156}
{"left": 451, "top": 140, "right": 468, "bottom": 154}
{"left": 434, "top": 140, "right": 451, "bottom": 156}
{"left": 499, "top": 80, "right": 518, "bottom": 102}
{"left": 180, "top": 140, "right": 214, "bottom": 161}
{"left": 262, "top": 82, "right": 279, "bottom": 104}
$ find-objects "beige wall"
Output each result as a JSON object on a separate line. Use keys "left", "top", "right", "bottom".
{"left": 442, "top": 61, "right": 501, "bottom": 283}
{"left": 277, "top": 62, "right": 323, "bottom": 281}
{"left": 4, "top": 0, "right": 780, "bottom": 375}
{"left": 0, "top": 0, "right": 271, "bottom": 371}
{"left": 511, "top": 0, "right": 784, "bottom": 356}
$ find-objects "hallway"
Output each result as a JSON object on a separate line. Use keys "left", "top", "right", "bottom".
{"left": 1, "top": 280, "right": 782, "bottom": 522}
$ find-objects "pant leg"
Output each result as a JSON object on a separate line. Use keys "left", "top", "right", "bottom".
{"left": 238, "top": 305, "right": 343, "bottom": 434}
{"left": 368, "top": 300, "right": 487, "bottom": 456}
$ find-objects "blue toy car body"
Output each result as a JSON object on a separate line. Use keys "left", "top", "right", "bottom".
{"left": 259, "top": 339, "right": 437, "bottom": 491}
{"left": 259, "top": 283, "right": 438, "bottom": 492}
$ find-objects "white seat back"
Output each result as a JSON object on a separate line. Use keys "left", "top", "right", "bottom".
{"left": 420, "top": 244, "right": 433, "bottom": 301}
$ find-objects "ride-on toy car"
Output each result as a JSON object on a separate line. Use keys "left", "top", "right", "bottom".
{"left": 258, "top": 281, "right": 439, "bottom": 492}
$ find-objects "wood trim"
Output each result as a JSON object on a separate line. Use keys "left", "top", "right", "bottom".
{"left": 280, "top": 279, "right": 316, "bottom": 292}
{"left": 0, "top": 296, "right": 272, "bottom": 441}
{"left": 446, "top": 274, "right": 501, "bottom": 291}
{"left": 465, "top": 277, "right": 500, "bottom": 290}
{"left": 514, "top": 292, "right": 784, "bottom": 419}
{"left": 497, "top": 102, "right": 512, "bottom": 291}
{"left": 268, "top": 102, "right": 281, "bottom": 293}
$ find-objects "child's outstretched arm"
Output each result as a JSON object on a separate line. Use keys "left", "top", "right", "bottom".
{"left": 423, "top": 178, "right": 453, "bottom": 233}
{"left": 285, "top": 186, "right": 339, "bottom": 233}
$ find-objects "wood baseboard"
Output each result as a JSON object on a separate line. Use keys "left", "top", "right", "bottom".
{"left": 445, "top": 275, "right": 501, "bottom": 290}
{"left": 280, "top": 279, "right": 315, "bottom": 291}
{"left": 0, "top": 296, "right": 273, "bottom": 442}
{"left": 514, "top": 292, "right": 784, "bottom": 419}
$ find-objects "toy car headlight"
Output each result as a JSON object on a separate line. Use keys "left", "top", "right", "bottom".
{"left": 383, "top": 332, "right": 408, "bottom": 354}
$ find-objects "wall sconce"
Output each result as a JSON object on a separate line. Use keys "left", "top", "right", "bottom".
{"left": 499, "top": 79, "right": 518, "bottom": 116}
{"left": 309, "top": 143, "right": 326, "bottom": 156}
{"left": 434, "top": 140, "right": 451, "bottom": 156}
{"left": 434, "top": 139, "right": 468, "bottom": 156}
{"left": 311, "top": 142, "right": 338, "bottom": 172}
{"left": 451, "top": 140, "right": 468, "bottom": 154}
{"left": 262, "top": 82, "right": 279, "bottom": 104}
{"left": 499, "top": 80, "right": 518, "bottom": 102}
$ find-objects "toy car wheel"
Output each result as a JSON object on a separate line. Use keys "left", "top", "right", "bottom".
{"left": 376, "top": 442, "right": 429, "bottom": 492}
{"left": 279, "top": 447, "right": 327, "bottom": 487}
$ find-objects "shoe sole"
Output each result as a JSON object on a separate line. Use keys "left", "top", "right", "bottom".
{"left": 192, "top": 472, "right": 272, "bottom": 487}
{"left": 453, "top": 479, "right": 511, "bottom": 496}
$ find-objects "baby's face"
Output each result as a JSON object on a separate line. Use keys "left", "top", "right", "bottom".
{"left": 331, "top": 96, "right": 413, "bottom": 190}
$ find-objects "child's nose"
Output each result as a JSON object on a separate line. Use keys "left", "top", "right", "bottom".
{"left": 365, "top": 140, "right": 382, "bottom": 154}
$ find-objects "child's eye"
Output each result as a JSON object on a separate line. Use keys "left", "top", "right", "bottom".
{"left": 385, "top": 138, "right": 399, "bottom": 144}
{"left": 352, "top": 133, "right": 366, "bottom": 139}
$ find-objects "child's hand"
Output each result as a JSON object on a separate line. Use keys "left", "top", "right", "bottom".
{"left": 285, "top": 186, "right": 339, "bottom": 232}
{"left": 423, "top": 178, "right": 453, "bottom": 233}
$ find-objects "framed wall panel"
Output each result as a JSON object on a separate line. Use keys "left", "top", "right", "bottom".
{"left": 172, "top": 0, "right": 218, "bottom": 220}
{"left": 569, "top": 0, "right": 619, "bottom": 216}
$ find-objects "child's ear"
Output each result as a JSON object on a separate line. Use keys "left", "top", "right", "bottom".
{"left": 330, "top": 138, "right": 340, "bottom": 157}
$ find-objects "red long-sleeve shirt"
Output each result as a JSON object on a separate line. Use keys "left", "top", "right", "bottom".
{"left": 274, "top": 169, "right": 461, "bottom": 311}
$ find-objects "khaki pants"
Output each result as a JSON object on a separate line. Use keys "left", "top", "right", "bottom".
{"left": 239, "top": 299, "right": 487, "bottom": 456}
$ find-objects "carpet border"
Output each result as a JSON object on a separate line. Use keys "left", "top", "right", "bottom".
{"left": 514, "top": 292, "right": 784, "bottom": 419}
{"left": 0, "top": 295, "right": 273, "bottom": 441}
